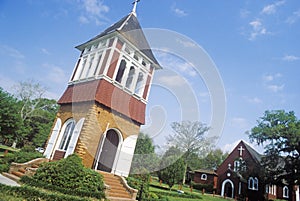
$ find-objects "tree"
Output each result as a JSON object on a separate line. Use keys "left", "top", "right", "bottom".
{"left": 167, "top": 120, "right": 211, "bottom": 183}
{"left": 129, "top": 133, "right": 158, "bottom": 200}
{"left": 13, "top": 80, "right": 58, "bottom": 147}
{"left": 0, "top": 87, "right": 23, "bottom": 146}
{"left": 158, "top": 146, "right": 185, "bottom": 190}
{"left": 200, "top": 149, "right": 228, "bottom": 170}
{"left": 247, "top": 110, "right": 300, "bottom": 200}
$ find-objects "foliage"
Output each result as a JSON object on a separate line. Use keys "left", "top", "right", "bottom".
{"left": 130, "top": 132, "right": 158, "bottom": 174}
{"left": 0, "top": 84, "right": 58, "bottom": 148}
{"left": 191, "top": 182, "right": 214, "bottom": 193}
{"left": 200, "top": 149, "right": 228, "bottom": 170}
{"left": 158, "top": 146, "right": 185, "bottom": 189}
{"left": 127, "top": 174, "right": 151, "bottom": 200}
{"left": 167, "top": 121, "right": 211, "bottom": 183}
{"left": 22, "top": 154, "right": 105, "bottom": 199}
{"left": 0, "top": 183, "right": 92, "bottom": 201}
{"left": 0, "top": 87, "right": 24, "bottom": 146}
{"left": 0, "top": 147, "right": 43, "bottom": 172}
{"left": 129, "top": 132, "right": 158, "bottom": 200}
{"left": 247, "top": 110, "right": 300, "bottom": 198}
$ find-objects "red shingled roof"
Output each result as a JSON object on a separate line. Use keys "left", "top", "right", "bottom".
{"left": 58, "top": 79, "right": 146, "bottom": 125}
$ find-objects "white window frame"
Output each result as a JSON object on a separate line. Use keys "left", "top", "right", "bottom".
{"left": 201, "top": 174, "right": 207, "bottom": 180}
{"left": 248, "top": 177, "right": 258, "bottom": 191}
{"left": 57, "top": 119, "right": 76, "bottom": 151}
{"left": 283, "top": 186, "right": 289, "bottom": 198}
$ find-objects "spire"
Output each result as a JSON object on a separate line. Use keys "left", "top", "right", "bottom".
{"left": 131, "top": 0, "right": 140, "bottom": 16}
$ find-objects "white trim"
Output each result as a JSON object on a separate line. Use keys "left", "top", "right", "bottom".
{"left": 44, "top": 118, "right": 61, "bottom": 159}
{"left": 283, "top": 186, "right": 289, "bottom": 198}
{"left": 52, "top": 118, "right": 76, "bottom": 159}
{"left": 64, "top": 118, "right": 85, "bottom": 158}
{"left": 201, "top": 174, "right": 207, "bottom": 180}
{"left": 221, "top": 179, "right": 234, "bottom": 198}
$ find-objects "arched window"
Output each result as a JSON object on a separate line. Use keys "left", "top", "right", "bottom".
{"left": 126, "top": 66, "right": 135, "bottom": 89}
{"left": 248, "top": 177, "right": 258, "bottom": 191}
{"left": 283, "top": 186, "right": 289, "bottom": 198}
{"left": 201, "top": 174, "right": 207, "bottom": 180}
{"left": 59, "top": 120, "right": 75, "bottom": 151}
{"left": 115, "top": 59, "right": 126, "bottom": 83}
{"left": 134, "top": 72, "right": 144, "bottom": 95}
{"left": 234, "top": 160, "right": 240, "bottom": 172}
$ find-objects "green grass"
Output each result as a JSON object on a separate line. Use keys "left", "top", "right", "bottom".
{"left": 149, "top": 177, "right": 229, "bottom": 201}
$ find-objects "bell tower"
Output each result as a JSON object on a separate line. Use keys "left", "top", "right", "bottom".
{"left": 44, "top": 2, "right": 161, "bottom": 177}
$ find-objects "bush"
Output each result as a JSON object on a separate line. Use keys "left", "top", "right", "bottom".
{"left": 191, "top": 182, "right": 214, "bottom": 193}
{"left": 21, "top": 154, "right": 105, "bottom": 199}
{"left": 0, "top": 163, "right": 9, "bottom": 172}
{"left": 0, "top": 183, "right": 91, "bottom": 201}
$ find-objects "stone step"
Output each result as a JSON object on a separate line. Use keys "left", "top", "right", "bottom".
{"left": 1, "top": 172, "right": 21, "bottom": 182}
{"left": 107, "top": 197, "right": 136, "bottom": 201}
{"left": 19, "top": 167, "right": 26, "bottom": 174}
{"left": 11, "top": 171, "right": 24, "bottom": 178}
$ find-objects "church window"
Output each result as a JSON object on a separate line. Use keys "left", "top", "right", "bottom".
{"left": 78, "top": 58, "right": 87, "bottom": 79}
{"left": 85, "top": 56, "right": 95, "bottom": 78}
{"left": 93, "top": 52, "right": 103, "bottom": 75}
{"left": 115, "top": 59, "right": 126, "bottom": 83}
{"left": 283, "top": 186, "right": 289, "bottom": 198}
{"left": 134, "top": 72, "right": 145, "bottom": 95}
{"left": 248, "top": 177, "right": 258, "bottom": 191}
{"left": 59, "top": 120, "right": 75, "bottom": 151}
{"left": 201, "top": 174, "right": 207, "bottom": 180}
{"left": 126, "top": 66, "right": 135, "bottom": 89}
{"left": 133, "top": 53, "right": 139, "bottom": 61}
{"left": 234, "top": 160, "right": 240, "bottom": 172}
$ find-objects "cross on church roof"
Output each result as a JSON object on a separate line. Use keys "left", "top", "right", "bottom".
{"left": 238, "top": 145, "right": 245, "bottom": 156}
{"left": 131, "top": 0, "right": 140, "bottom": 16}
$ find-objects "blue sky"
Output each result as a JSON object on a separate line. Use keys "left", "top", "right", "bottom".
{"left": 0, "top": 0, "right": 299, "bottom": 154}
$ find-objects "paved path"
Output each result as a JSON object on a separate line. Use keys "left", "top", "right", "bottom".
{"left": 0, "top": 174, "right": 20, "bottom": 187}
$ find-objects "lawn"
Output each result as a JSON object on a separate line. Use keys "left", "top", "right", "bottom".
{"left": 149, "top": 177, "right": 231, "bottom": 201}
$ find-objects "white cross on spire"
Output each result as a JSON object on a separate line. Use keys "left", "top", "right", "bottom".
{"left": 131, "top": 0, "right": 140, "bottom": 16}
{"left": 238, "top": 145, "right": 245, "bottom": 156}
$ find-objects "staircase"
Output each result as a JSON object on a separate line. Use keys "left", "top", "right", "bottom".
{"left": 2, "top": 158, "right": 49, "bottom": 182}
{"left": 98, "top": 171, "right": 138, "bottom": 201}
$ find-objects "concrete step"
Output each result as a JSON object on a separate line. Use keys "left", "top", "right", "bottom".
{"left": 107, "top": 196, "right": 136, "bottom": 201}
{"left": 1, "top": 172, "right": 20, "bottom": 182}
{"left": 11, "top": 171, "right": 24, "bottom": 177}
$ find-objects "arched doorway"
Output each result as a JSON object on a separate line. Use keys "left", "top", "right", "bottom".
{"left": 96, "top": 129, "right": 120, "bottom": 172}
{"left": 221, "top": 179, "right": 234, "bottom": 198}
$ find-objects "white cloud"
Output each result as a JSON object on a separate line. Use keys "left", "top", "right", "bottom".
{"left": 262, "top": 73, "right": 282, "bottom": 82}
{"left": 286, "top": 9, "right": 300, "bottom": 24}
{"left": 176, "top": 38, "right": 197, "bottom": 48}
{"left": 267, "top": 84, "right": 284, "bottom": 92}
{"left": 43, "top": 63, "right": 68, "bottom": 84}
{"left": 156, "top": 52, "right": 197, "bottom": 77}
{"left": 0, "top": 74, "right": 17, "bottom": 93}
{"left": 240, "top": 9, "right": 251, "bottom": 18}
{"left": 282, "top": 55, "right": 299, "bottom": 62}
{"left": 171, "top": 4, "right": 188, "bottom": 17}
{"left": 41, "top": 48, "right": 50, "bottom": 55}
{"left": 78, "top": 0, "right": 109, "bottom": 25}
{"left": 0, "top": 45, "right": 25, "bottom": 59}
{"left": 261, "top": 0, "right": 285, "bottom": 15}
{"left": 247, "top": 97, "right": 262, "bottom": 104}
{"left": 158, "top": 75, "right": 186, "bottom": 87}
{"left": 221, "top": 140, "right": 240, "bottom": 153}
{"left": 230, "top": 117, "right": 249, "bottom": 129}
{"left": 249, "top": 19, "right": 268, "bottom": 40}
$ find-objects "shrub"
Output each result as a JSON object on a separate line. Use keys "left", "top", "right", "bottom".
{"left": 191, "top": 182, "right": 214, "bottom": 193}
{"left": 0, "top": 183, "right": 91, "bottom": 201}
{"left": 21, "top": 154, "right": 105, "bottom": 199}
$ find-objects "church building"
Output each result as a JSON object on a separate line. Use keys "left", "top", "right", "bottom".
{"left": 43, "top": 2, "right": 161, "bottom": 177}
{"left": 216, "top": 140, "right": 299, "bottom": 201}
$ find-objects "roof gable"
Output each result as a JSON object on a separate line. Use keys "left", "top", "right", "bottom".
{"left": 76, "top": 13, "right": 161, "bottom": 69}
